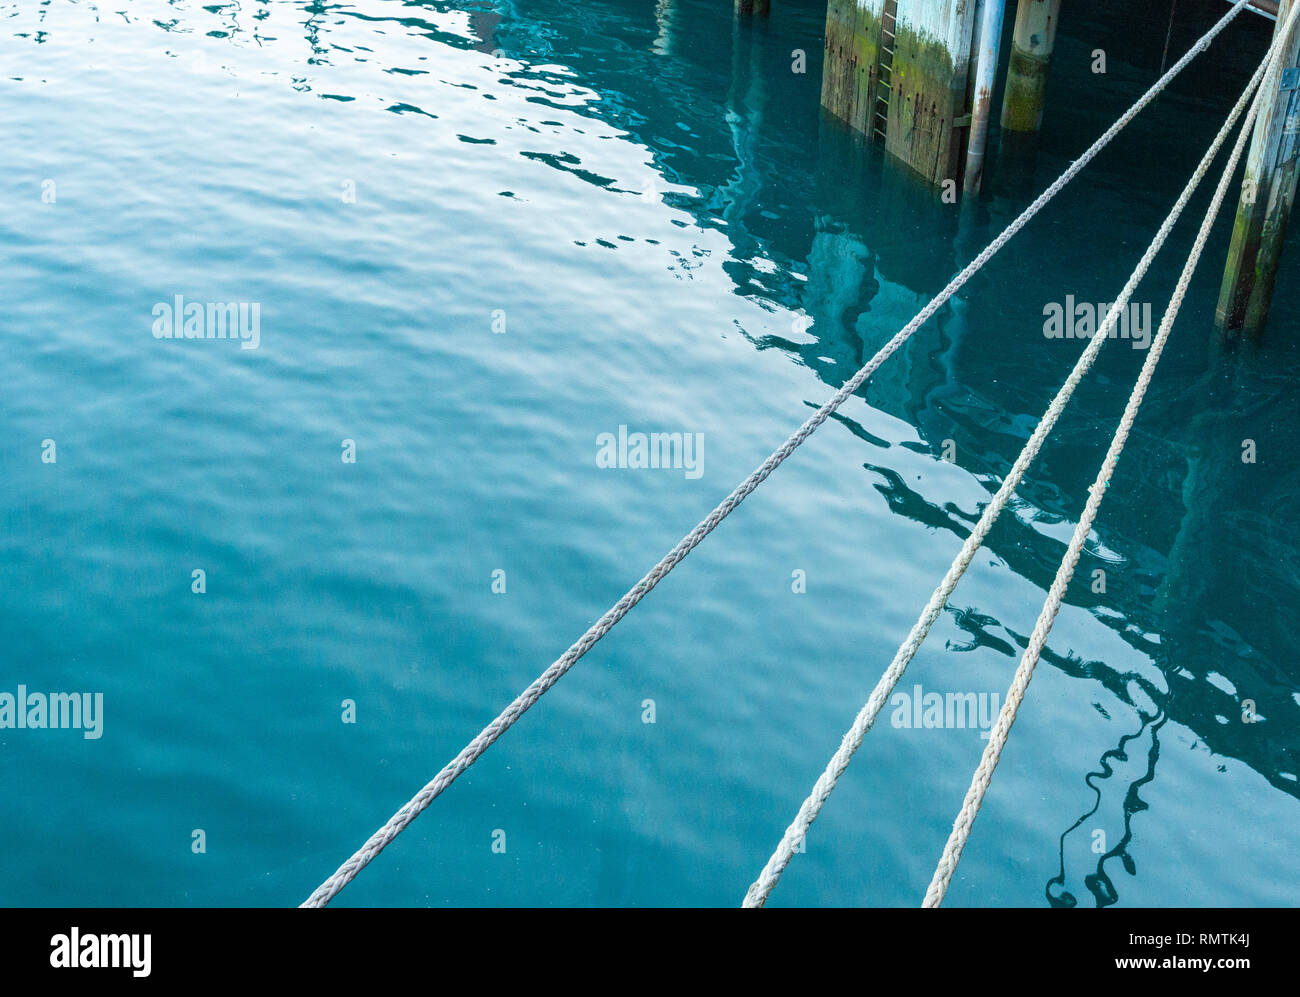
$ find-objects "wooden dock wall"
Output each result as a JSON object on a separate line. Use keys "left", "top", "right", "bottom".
{"left": 822, "top": 0, "right": 979, "bottom": 187}
{"left": 888, "top": 1, "right": 978, "bottom": 184}
{"left": 822, "top": 0, "right": 887, "bottom": 137}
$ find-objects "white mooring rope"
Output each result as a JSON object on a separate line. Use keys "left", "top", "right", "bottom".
{"left": 742, "top": 0, "right": 1270, "bottom": 910}
{"left": 921, "top": 0, "right": 1300, "bottom": 909}
{"left": 301, "top": 0, "right": 1254, "bottom": 908}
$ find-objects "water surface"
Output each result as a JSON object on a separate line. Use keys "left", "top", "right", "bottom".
{"left": 1, "top": 0, "right": 1297, "bottom": 907}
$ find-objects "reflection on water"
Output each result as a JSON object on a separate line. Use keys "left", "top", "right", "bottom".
{"left": 2, "top": 0, "right": 1297, "bottom": 906}
{"left": 1048, "top": 711, "right": 1166, "bottom": 908}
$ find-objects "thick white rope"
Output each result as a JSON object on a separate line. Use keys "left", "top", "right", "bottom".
{"left": 301, "top": 0, "right": 1251, "bottom": 908}
{"left": 921, "top": 0, "right": 1300, "bottom": 909}
{"left": 741, "top": 13, "right": 1269, "bottom": 908}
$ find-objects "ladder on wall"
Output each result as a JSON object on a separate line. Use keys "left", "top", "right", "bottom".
{"left": 873, "top": 0, "right": 899, "bottom": 141}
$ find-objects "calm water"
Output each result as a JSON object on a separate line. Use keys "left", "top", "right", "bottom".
{"left": 2, "top": 0, "right": 1298, "bottom": 907}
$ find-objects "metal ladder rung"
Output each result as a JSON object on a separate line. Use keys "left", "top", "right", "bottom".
{"left": 874, "top": 0, "right": 899, "bottom": 146}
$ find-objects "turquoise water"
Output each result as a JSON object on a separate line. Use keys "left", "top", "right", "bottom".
{"left": 2, "top": 0, "right": 1298, "bottom": 907}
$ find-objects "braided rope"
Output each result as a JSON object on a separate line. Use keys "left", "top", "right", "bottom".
{"left": 301, "top": 0, "right": 1252, "bottom": 908}
{"left": 920, "top": 0, "right": 1300, "bottom": 909}
{"left": 742, "top": 11, "right": 1269, "bottom": 908}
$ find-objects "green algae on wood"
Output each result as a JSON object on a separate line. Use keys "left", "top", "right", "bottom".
{"left": 1000, "top": 0, "right": 1060, "bottom": 133}
{"left": 821, "top": 0, "right": 885, "bottom": 138}
{"left": 885, "top": 18, "right": 972, "bottom": 185}
{"left": 1217, "top": 0, "right": 1300, "bottom": 337}
{"left": 821, "top": 1, "right": 978, "bottom": 187}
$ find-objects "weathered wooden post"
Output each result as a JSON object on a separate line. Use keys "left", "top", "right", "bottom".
{"left": 887, "top": 1, "right": 979, "bottom": 185}
{"left": 1001, "top": 0, "right": 1061, "bottom": 133}
{"left": 821, "top": 0, "right": 885, "bottom": 138}
{"left": 1216, "top": 0, "right": 1300, "bottom": 337}
{"left": 820, "top": 1, "right": 979, "bottom": 188}
{"left": 965, "top": 0, "right": 1006, "bottom": 193}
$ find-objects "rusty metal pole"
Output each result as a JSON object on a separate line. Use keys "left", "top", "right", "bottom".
{"left": 965, "top": 0, "right": 1007, "bottom": 193}
{"left": 1216, "top": 0, "right": 1300, "bottom": 337}
{"left": 1001, "top": 0, "right": 1061, "bottom": 133}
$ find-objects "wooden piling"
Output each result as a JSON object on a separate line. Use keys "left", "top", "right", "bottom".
{"left": 1216, "top": 0, "right": 1300, "bottom": 337}
{"left": 887, "top": 1, "right": 979, "bottom": 185}
{"left": 821, "top": 0, "right": 886, "bottom": 138}
{"left": 735, "top": 0, "right": 772, "bottom": 16}
{"left": 821, "top": 1, "right": 979, "bottom": 188}
{"left": 1000, "top": 0, "right": 1060, "bottom": 133}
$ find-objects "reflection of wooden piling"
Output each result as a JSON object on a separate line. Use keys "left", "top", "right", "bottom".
{"left": 652, "top": 0, "right": 677, "bottom": 56}
{"left": 735, "top": 0, "right": 771, "bottom": 16}
{"left": 1001, "top": 0, "right": 1060, "bottom": 133}
{"left": 1216, "top": 0, "right": 1300, "bottom": 338}
{"left": 723, "top": 0, "right": 767, "bottom": 240}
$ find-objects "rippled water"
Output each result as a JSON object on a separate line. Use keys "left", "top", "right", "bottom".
{"left": 2, "top": 0, "right": 1297, "bottom": 907}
